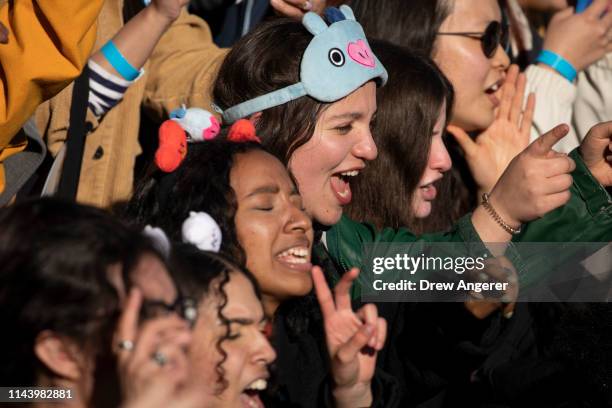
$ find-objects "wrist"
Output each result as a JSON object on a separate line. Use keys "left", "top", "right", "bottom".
{"left": 145, "top": 3, "right": 179, "bottom": 28}
{"left": 333, "top": 382, "right": 372, "bottom": 408}
{"left": 485, "top": 191, "right": 522, "bottom": 233}
{"left": 536, "top": 50, "right": 577, "bottom": 82}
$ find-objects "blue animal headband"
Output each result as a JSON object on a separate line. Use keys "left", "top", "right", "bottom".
{"left": 220, "top": 6, "right": 388, "bottom": 124}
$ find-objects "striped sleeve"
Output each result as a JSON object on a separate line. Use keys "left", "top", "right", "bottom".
{"left": 87, "top": 59, "right": 142, "bottom": 117}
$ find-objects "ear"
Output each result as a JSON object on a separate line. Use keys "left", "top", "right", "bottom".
{"left": 339, "top": 5, "right": 356, "bottom": 21}
{"left": 248, "top": 112, "right": 263, "bottom": 126}
{"left": 303, "top": 12, "right": 328, "bottom": 35}
{"left": 34, "top": 331, "right": 84, "bottom": 381}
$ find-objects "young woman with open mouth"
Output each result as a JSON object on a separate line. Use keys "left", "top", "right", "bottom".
{"left": 127, "top": 137, "right": 393, "bottom": 407}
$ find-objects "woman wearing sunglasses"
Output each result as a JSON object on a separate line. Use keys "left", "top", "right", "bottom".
{"left": 350, "top": 0, "right": 534, "bottom": 221}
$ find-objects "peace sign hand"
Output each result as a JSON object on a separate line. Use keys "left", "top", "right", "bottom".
{"left": 312, "top": 266, "right": 387, "bottom": 408}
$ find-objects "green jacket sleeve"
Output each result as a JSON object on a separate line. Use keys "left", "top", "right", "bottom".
{"left": 327, "top": 149, "right": 610, "bottom": 294}
{"left": 514, "top": 148, "right": 612, "bottom": 243}
{"left": 327, "top": 213, "right": 501, "bottom": 300}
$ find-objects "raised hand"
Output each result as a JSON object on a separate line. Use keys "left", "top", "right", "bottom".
{"left": 542, "top": 0, "right": 612, "bottom": 72}
{"left": 151, "top": 0, "right": 190, "bottom": 22}
{"left": 580, "top": 121, "right": 612, "bottom": 186}
{"left": 312, "top": 266, "right": 387, "bottom": 408}
{"left": 270, "top": 0, "right": 327, "bottom": 20}
{"left": 491, "top": 124, "right": 576, "bottom": 225}
{"left": 471, "top": 124, "right": 576, "bottom": 244}
{"left": 113, "top": 288, "right": 197, "bottom": 408}
{"left": 448, "top": 65, "right": 535, "bottom": 193}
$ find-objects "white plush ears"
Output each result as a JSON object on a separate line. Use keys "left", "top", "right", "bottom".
{"left": 181, "top": 211, "right": 222, "bottom": 253}
{"left": 143, "top": 225, "right": 171, "bottom": 258}
{"left": 143, "top": 212, "right": 222, "bottom": 255}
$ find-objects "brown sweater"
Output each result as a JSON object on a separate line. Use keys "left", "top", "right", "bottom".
{"left": 35, "top": 1, "right": 228, "bottom": 208}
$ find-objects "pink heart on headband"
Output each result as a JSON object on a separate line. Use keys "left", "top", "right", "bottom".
{"left": 347, "top": 40, "right": 375, "bottom": 68}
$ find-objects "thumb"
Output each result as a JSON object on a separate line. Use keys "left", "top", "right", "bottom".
{"left": 586, "top": 121, "right": 612, "bottom": 142}
{"left": 529, "top": 124, "right": 569, "bottom": 156}
{"left": 555, "top": 6, "right": 575, "bottom": 20}
{"left": 336, "top": 324, "right": 375, "bottom": 365}
{"left": 447, "top": 125, "right": 476, "bottom": 157}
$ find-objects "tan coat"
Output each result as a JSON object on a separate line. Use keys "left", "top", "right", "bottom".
{"left": 35, "top": 1, "right": 228, "bottom": 208}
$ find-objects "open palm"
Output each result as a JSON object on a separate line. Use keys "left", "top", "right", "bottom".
{"left": 448, "top": 65, "right": 535, "bottom": 193}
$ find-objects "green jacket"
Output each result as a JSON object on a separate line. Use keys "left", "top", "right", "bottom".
{"left": 327, "top": 149, "right": 612, "bottom": 294}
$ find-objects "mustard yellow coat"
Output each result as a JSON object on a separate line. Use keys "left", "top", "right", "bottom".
{"left": 0, "top": 0, "right": 103, "bottom": 193}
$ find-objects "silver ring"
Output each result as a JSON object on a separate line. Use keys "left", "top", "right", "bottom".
{"left": 152, "top": 351, "right": 167, "bottom": 367}
{"left": 117, "top": 339, "right": 134, "bottom": 352}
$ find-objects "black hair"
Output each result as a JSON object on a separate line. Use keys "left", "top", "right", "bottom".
{"left": 349, "top": 0, "right": 452, "bottom": 57}
{"left": 125, "top": 139, "right": 265, "bottom": 266}
{"left": 345, "top": 40, "right": 454, "bottom": 232}
{"left": 0, "top": 198, "right": 162, "bottom": 386}
{"left": 168, "top": 244, "right": 262, "bottom": 393}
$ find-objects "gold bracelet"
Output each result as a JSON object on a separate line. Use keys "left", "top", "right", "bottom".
{"left": 481, "top": 193, "right": 522, "bottom": 235}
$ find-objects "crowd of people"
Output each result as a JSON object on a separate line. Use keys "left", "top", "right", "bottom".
{"left": 0, "top": 0, "right": 611, "bottom": 407}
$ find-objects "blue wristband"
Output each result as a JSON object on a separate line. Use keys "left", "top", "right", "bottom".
{"left": 100, "top": 41, "right": 140, "bottom": 81}
{"left": 536, "top": 50, "right": 577, "bottom": 83}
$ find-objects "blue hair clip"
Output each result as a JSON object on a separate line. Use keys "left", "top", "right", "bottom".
{"left": 221, "top": 5, "right": 387, "bottom": 124}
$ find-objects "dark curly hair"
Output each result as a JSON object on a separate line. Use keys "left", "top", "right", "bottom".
{"left": 0, "top": 198, "right": 163, "bottom": 386}
{"left": 167, "top": 244, "right": 262, "bottom": 393}
{"left": 125, "top": 139, "right": 265, "bottom": 267}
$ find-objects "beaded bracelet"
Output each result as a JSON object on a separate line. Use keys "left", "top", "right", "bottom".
{"left": 481, "top": 193, "right": 522, "bottom": 235}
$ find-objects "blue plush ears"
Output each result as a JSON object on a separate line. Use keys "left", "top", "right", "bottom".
{"left": 221, "top": 6, "right": 387, "bottom": 124}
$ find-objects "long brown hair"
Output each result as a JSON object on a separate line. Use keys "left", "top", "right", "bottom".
{"left": 344, "top": 40, "right": 454, "bottom": 232}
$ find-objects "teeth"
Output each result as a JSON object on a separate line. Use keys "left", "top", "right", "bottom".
{"left": 340, "top": 170, "right": 359, "bottom": 177}
{"left": 278, "top": 247, "right": 309, "bottom": 257}
{"left": 246, "top": 378, "right": 267, "bottom": 391}
{"left": 488, "top": 83, "right": 500, "bottom": 92}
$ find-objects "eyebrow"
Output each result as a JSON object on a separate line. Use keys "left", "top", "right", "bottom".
{"left": 227, "top": 315, "right": 267, "bottom": 325}
{"left": 326, "top": 112, "right": 364, "bottom": 122}
{"left": 246, "top": 185, "right": 280, "bottom": 198}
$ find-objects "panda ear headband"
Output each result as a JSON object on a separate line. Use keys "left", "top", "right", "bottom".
{"left": 220, "top": 6, "right": 388, "bottom": 124}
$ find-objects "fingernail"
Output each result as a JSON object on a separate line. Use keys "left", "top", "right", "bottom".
{"left": 479, "top": 272, "right": 489, "bottom": 281}
{"left": 302, "top": 1, "right": 312, "bottom": 10}
{"left": 368, "top": 335, "right": 376, "bottom": 348}
{"left": 501, "top": 294, "right": 513, "bottom": 303}
{"left": 364, "top": 324, "right": 374, "bottom": 335}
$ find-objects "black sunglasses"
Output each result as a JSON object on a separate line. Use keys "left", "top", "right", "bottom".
{"left": 438, "top": 21, "right": 510, "bottom": 59}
